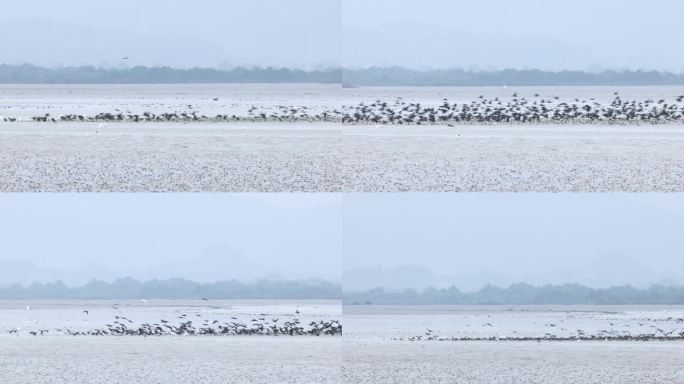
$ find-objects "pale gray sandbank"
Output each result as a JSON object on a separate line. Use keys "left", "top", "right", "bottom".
{"left": 2, "top": 337, "right": 682, "bottom": 384}
{"left": 0, "top": 123, "right": 342, "bottom": 192}
{"left": 343, "top": 124, "right": 684, "bottom": 192}
{"left": 342, "top": 340, "right": 684, "bottom": 384}
{"left": 0, "top": 337, "right": 341, "bottom": 384}
{"left": 1, "top": 123, "right": 683, "bottom": 192}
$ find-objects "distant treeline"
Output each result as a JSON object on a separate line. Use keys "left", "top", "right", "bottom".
{"left": 0, "top": 64, "right": 341, "bottom": 84}
{"left": 343, "top": 283, "right": 684, "bottom": 305}
{"left": 342, "top": 67, "right": 684, "bottom": 86}
{"left": 0, "top": 278, "right": 341, "bottom": 300}
{"left": 4, "top": 279, "right": 684, "bottom": 303}
{"left": 2, "top": 64, "right": 684, "bottom": 86}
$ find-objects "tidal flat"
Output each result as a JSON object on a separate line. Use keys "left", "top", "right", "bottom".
{"left": 1, "top": 84, "right": 683, "bottom": 192}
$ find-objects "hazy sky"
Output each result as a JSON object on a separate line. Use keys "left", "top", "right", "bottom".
{"left": 343, "top": 0, "right": 684, "bottom": 71}
{"left": 0, "top": 0, "right": 341, "bottom": 68}
{"left": 1, "top": 0, "right": 682, "bottom": 71}
{"left": 2, "top": 194, "right": 683, "bottom": 289}
{"left": 344, "top": 194, "right": 684, "bottom": 289}
{"left": 0, "top": 194, "right": 341, "bottom": 284}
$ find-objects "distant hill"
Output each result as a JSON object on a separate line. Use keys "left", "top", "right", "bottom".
{"left": 2, "top": 64, "right": 684, "bottom": 86}
{"left": 343, "top": 256, "right": 683, "bottom": 293}
{"left": 343, "top": 265, "right": 441, "bottom": 292}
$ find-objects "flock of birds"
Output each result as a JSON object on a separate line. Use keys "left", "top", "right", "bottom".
{"left": 3, "top": 93, "right": 684, "bottom": 125}
{"left": 336, "top": 93, "right": 684, "bottom": 125}
{"left": 6, "top": 312, "right": 342, "bottom": 337}
{"left": 6, "top": 307, "right": 684, "bottom": 342}
{"left": 396, "top": 316, "right": 684, "bottom": 342}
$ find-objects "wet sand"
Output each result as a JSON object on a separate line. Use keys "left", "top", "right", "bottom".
{"left": 343, "top": 124, "right": 684, "bottom": 192}
{"left": 3, "top": 336, "right": 682, "bottom": 383}
{"left": 342, "top": 340, "right": 684, "bottom": 384}
{"left": 0, "top": 123, "right": 342, "bottom": 192}
{"left": 1, "top": 123, "right": 683, "bottom": 192}
{"left": 0, "top": 336, "right": 341, "bottom": 384}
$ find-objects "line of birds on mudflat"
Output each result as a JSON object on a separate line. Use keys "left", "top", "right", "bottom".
{"left": 6, "top": 314, "right": 342, "bottom": 337}
{"left": 4, "top": 93, "right": 684, "bottom": 125}
{"left": 396, "top": 318, "right": 684, "bottom": 342}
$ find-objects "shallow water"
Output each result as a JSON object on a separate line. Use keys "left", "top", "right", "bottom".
{"left": 341, "top": 305, "right": 684, "bottom": 383}
{"left": 0, "top": 336, "right": 342, "bottom": 384}
{"left": 0, "top": 83, "right": 344, "bottom": 119}
{"left": 342, "top": 340, "right": 684, "bottom": 384}
{"left": 0, "top": 300, "right": 342, "bottom": 383}
{"left": 0, "top": 299, "right": 340, "bottom": 336}
{"left": 344, "top": 304, "right": 684, "bottom": 340}
{"left": 2, "top": 84, "right": 684, "bottom": 120}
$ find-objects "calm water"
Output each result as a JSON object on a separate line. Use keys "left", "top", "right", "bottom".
{"left": 2, "top": 84, "right": 684, "bottom": 121}
{"left": 0, "top": 299, "right": 340, "bottom": 336}
{"left": 342, "top": 305, "right": 684, "bottom": 383}
{"left": 0, "top": 84, "right": 342, "bottom": 119}
{"left": 344, "top": 304, "right": 684, "bottom": 340}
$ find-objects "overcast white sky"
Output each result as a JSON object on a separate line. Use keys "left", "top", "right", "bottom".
{"left": 0, "top": 0, "right": 341, "bottom": 68}
{"left": 343, "top": 0, "right": 684, "bottom": 71}
{"left": 1, "top": 0, "right": 682, "bottom": 71}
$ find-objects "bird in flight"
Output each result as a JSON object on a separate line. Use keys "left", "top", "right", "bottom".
{"left": 121, "top": 57, "right": 130, "bottom": 60}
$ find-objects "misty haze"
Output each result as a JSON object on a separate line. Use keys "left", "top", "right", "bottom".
{"left": 0, "top": 0, "right": 340, "bottom": 69}
{"left": 1, "top": 0, "right": 682, "bottom": 72}
{"left": 2, "top": 1, "right": 684, "bottom": 383}
{"left": 343, "top": 194, "right": 684, "bottom": 291}
{"left": 0, "top": 194, "right": 341, "bottom": 286}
